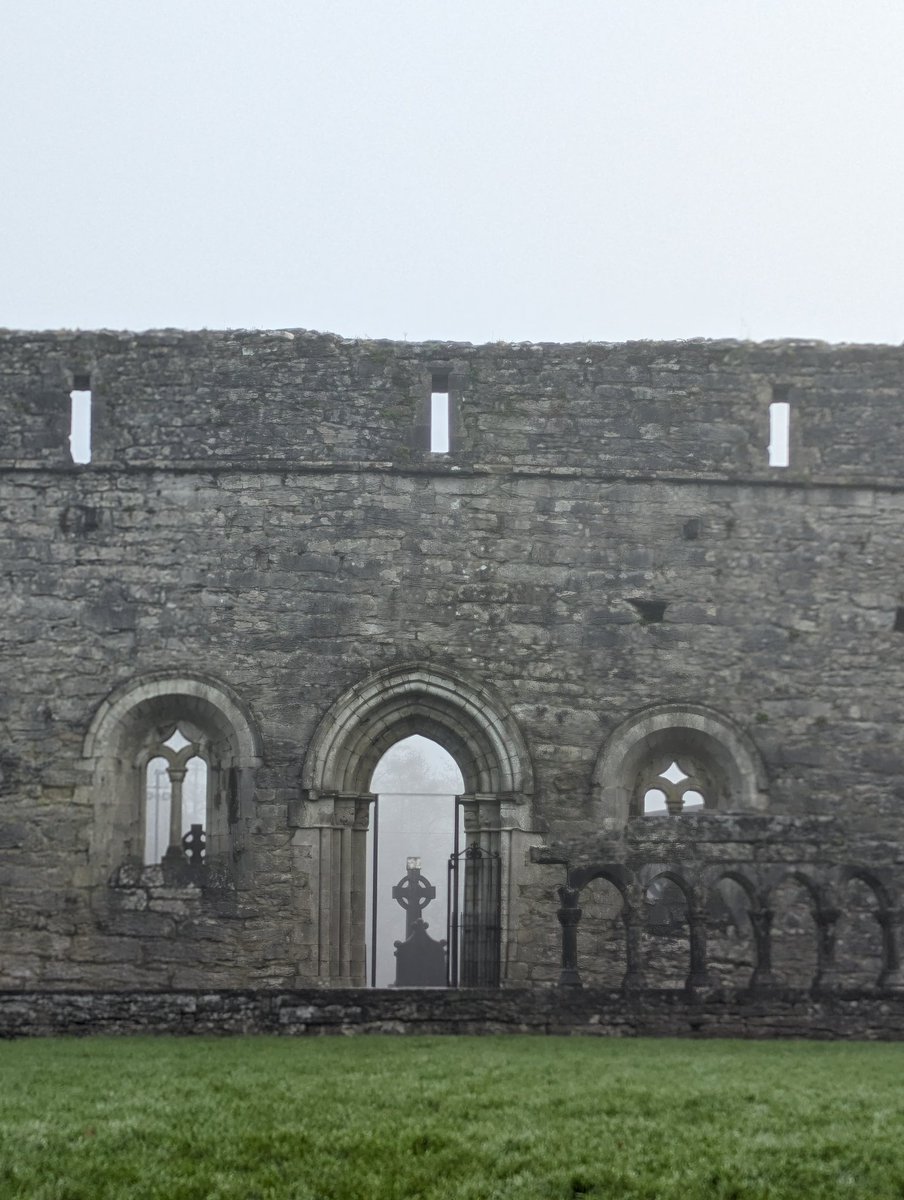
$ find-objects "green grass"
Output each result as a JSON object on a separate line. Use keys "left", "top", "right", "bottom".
{"left": 2, "top": 1037, "right": 903, "bottom": 1199}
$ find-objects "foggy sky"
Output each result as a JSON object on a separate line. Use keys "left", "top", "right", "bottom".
{"left": 4, "top": 1, "right": 904, "bottom": 344}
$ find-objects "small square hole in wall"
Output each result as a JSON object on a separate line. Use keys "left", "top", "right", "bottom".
{"left": 629, "top": 599, "right": 667, "bottom": 623}
{"left": 430, "top": 372, "right": 450, "bottom": 453}
{"left": 894, "top": 607, "right": 904, "bottom": 632}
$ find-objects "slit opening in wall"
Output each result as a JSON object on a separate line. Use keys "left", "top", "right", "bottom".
{"left": 430, "top": 372, "right": 450, "bottom": 454}
{"left": 768, "top": 390, "right": 790, "bottom": 468}
{"left": 69, "top": 375, "right": 92, "bottom": 465}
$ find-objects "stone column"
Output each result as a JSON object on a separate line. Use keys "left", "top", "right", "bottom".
{"left": 686, "top": 903, "right": 714, "bottom": 991}
{"left": 460, "top": 793, "right": 501, "bottom": 857}
{"left": 812, "top": 905, "right": 842, "bottom": 994}
{"left": 621, "top": 903, "right": 646, "bottom": 993}
{"left": 497, "top": 795, "right": 535, "bottom": 986}
{"left": 877, "top": 908, "right": 904, "bottom": 990}
{"left": 748, "top": 906, "right": 778, "bottom": 992}
{"left": 166, "top": 765, "right": 187, "bottom": 856}
{"left": 295, "top": 791, "right": 374, "bottom": 987}
{"left": 557, "top": 886, "right": 583, "bottom": 989}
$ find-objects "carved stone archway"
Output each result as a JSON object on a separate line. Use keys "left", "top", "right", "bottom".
{"left": 82, "top": 671, "right": 263, "bottom": 880}
{"left": 592, "top": 702, "right": 768, "bottom": 828}
{"left": 294, "top": 663, "right": 535, "bottom": 986}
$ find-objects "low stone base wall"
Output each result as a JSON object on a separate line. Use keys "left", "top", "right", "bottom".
{"left": 3, "top": 988, "right": 904, "bottom": 1039}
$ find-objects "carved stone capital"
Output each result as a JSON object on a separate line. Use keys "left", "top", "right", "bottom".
{"left": 557, "top": 906, "right": 583, "bottom": 928}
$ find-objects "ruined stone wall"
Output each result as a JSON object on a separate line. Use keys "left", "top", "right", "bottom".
{"left": 3, "top": 330, "right": 904, "bottom": 995}
{"left": 5, "top": 988, "right": 904, "bottom": 1041}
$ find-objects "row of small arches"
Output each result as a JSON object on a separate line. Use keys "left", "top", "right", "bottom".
{"left": 562, "top": 863, "right": 899, "bottom": 993}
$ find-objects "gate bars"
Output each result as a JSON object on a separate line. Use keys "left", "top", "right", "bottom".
{"left": 447, "top": 797, "right": 502, "bottom": 988}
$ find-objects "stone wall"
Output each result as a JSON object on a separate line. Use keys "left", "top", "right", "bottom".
{"left": 4, "top": 988, "right": 904, "bottom": 1040}
{"left": 3, "top": 329, "right": 904, "bottom": 1007}
{"left": 5, "top": 330, "right": 904, "bottom": 481}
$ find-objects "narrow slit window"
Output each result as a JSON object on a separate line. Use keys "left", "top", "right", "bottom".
{"left": 768, "top": 389, "right": 790, "bottom": 468}
{"left": 430, "top": 372, "right": 450, "bottom": 454}
{"left": 69, "top": 374, "right": 92, "bottom": 464}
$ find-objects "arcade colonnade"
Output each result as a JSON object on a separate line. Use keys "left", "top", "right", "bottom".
{"left": 556, "top": 862, "right": 904, "bottom": 994}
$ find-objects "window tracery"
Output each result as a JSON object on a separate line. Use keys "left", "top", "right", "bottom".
{"left": 639, "top": 758, "right": 710, "bottom": 816}
{"left": 593, "top": 702, "right": 769, "bottom": 824}
{"left": 142, "top": 725, "right": 209, "bottom": 865}
{"left": 83, "top": 671, "right": 262, "bottom": 886}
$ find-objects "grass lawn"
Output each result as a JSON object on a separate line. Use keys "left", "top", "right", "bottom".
{"left": 1, "top": 1036, "right": 903, "bottom": 1200}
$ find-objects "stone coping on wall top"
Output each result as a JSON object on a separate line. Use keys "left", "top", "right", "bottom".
{"left": 3, "top": 328, "right": 904, "bottom": 353}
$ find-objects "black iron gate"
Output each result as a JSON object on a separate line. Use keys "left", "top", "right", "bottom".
{"left": 368, "top": 792, "right": 501, "bottom": 988}
{"left": 447, "top": 825, "right": 501, "bottom": 988}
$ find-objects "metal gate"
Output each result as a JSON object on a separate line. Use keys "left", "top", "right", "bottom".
{"left": 447, "top": 829, "right": 501, "bottom": 988}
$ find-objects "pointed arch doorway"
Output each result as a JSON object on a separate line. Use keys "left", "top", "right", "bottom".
{"left": 296, "top": 664, "right": 535, "bottom": 988}
{"left": 365, "top": 735, "right": 464, "bottom": 987}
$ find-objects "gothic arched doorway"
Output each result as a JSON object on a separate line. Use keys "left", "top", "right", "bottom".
{"left": 296, "top": 663, "right": 535, "bottom": 987}
{"left": 365, "top": 735, "right": 464, "bottom": 987}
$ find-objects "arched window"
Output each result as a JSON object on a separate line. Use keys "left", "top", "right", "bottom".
{"left": 624, "top": 727, "right": 728, "bottom": 820}
{"left": 592, "top": 703, "right": 768, "bottom": 826}
{"left": 82, "top": 672, "right": 262, "bottom": 882}
{"left": 142, "top": 726, "right": 210, "bottom": 865}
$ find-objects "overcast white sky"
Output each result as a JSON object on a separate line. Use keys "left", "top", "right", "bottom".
{"left": 3, "top": 1, "right": 903, "bottom": 344}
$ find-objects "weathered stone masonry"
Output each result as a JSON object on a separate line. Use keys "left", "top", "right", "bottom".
{"left": 3, "top": 329, "right": 904, "bottom": 1020}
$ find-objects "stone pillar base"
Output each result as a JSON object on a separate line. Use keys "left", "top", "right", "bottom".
{"left": 685, "top": 969, "right": 719, "bottom": 995}
{"left": 558, "top": 967, "right": 583, "bottom": 989}
{"left": 747, "top": 969, "right": 779, "bottom": 995}
{"left": 811, "top": 968, "right": 845, "bottom": 996}
{"left": 879, "top": 967, "right": 904, "bottom": 991}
